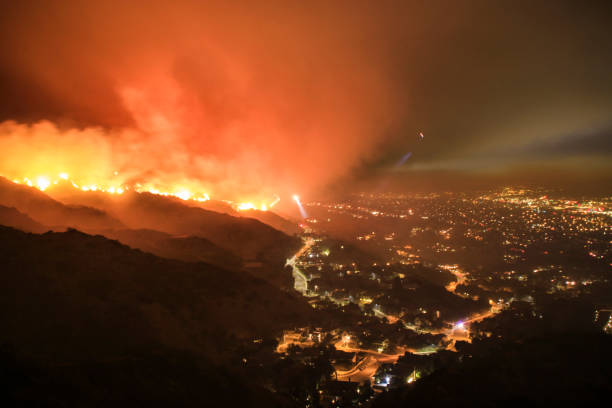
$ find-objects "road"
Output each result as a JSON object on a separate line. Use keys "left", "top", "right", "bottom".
{"left": 333, "top": 339, "right": 408, "bottom": 384}
{"left": 445, "top": 268, "right": 467, "bottom": 294}
{"left": 373, "top": 308, "right": 400, "bottom": 324}
{"left": 286, "top": 237, "right": 315, "bottom": 294}
{"left": 335, "top": 355, "right": 372, "bottom": 379}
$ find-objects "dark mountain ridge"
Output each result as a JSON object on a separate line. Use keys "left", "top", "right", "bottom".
{"left": 43, "top": 182, "right": 300, "bottom": 266}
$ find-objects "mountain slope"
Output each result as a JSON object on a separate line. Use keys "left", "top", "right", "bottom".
{"left": 0, "top": 177, "right": 124, "bottom": 231}
{"left": 46, "top": 186, "right": 300, "bottom": 268}
{"left": 1, "top": 179, "right": 300, "bottom": 288}
{"left": 97, "top": 228, "right": 243, "bottom": 270}
{"left": 240, "top": 208, "right": 300, "bottom": 235}
{"left": 0, "top": 205, "right": 48, "bottom": 233}
{"left": 0, "top": 226, "right": 312, "bottom": 407}
{"left": 0, "top": 226, "right": 313, "bottom": 360}
{"left": 0, "top": 225, "right": 315, "bottom": 406}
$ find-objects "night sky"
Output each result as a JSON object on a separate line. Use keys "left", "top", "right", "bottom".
{"left": 1, "top": 1, "right": 610, "bottom": 198}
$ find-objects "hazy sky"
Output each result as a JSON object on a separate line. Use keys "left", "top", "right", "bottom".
{"left": 0, "top": 0, "right": 610, "bottom": 198}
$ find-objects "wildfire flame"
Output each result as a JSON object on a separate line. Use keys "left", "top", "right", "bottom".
{"left": 9, "top": 172, "right": 279, "bottom": 212}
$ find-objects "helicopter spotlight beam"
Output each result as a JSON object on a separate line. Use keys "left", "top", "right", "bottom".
{"left": 293, "top": 194, "right": 308, "bottom": 218}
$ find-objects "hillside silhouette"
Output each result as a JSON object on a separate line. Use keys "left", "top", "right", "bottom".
{"left": 0, "top": 225, "right": 314, "bottom": 407}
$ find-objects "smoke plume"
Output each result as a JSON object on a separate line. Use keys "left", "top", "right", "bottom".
{"left": 0, "top": 1, "right": 403, "bottom": 202}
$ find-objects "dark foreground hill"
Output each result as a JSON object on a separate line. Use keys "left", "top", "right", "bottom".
{"left": 0, "top": 226, "right": 313, "bottom": 407}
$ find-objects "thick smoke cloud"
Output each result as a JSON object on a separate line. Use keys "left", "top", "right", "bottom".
{"left": 0, "top": 1, "right": 403, "bottom": 201}
{"left": 1, "top": 1, "right": 612, "bottom": 199}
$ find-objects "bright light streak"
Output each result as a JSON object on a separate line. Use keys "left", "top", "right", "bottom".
{"left": 269, "top": 195, "right": 280, "bottom": 208}
{"left": 293, "top": 194, "right": 308, "bottom": 218}
{"left": 59, "top": 172, "right": 69, "bottom": 180}
{"left": 394, "top": 152, "right": 412, "bottom": 168}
